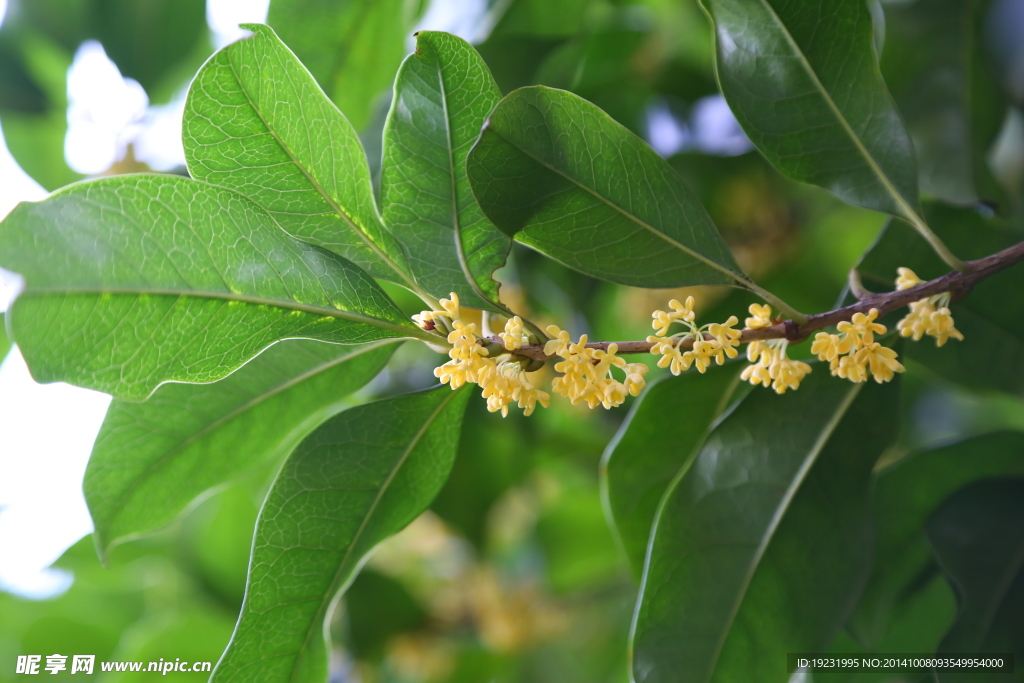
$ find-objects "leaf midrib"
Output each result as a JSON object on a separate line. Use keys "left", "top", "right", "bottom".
{"left": 705, "top": 383, "right": 863, "bottom": 680}
{"left": 750, "top": 0, "right": 921, "bottom": 224}
{"left": 20, "top": 286, "right": 419, "bottom": 339}
{"left": 224, "top": 44, "right": 417, "bottom": 292}
{"left": 483, "top": 117, "right": 748, "bottom": 288}
{"left": 287, "top": 388, "right": 459, "bottom": 682}
{"left": 98, "top": 339, "right": 398, "bottom": 550}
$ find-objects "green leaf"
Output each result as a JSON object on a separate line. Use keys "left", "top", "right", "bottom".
{"left": 267, "top": 0, "right": 409, "bottom": 132}
{"left": 91, "top": 0, "right": 208, "bottom": 94}
{"left": 702, "top": 0, "right": 921, "bottom": 220}
{"left": 212, "top": 386, "right": 470, "bottom": 682}
{"left": 854, "top": 202, "right": 1024, "bottom": 395}
{"left": 85, "top": 339, "right": 396, "bottom": 555}
{"left": 0, "top": 312, "right": 10, "bottom": 362}
{"left": 881, "top": 0, "right": 1006, "bottom": 206}
{"left": 848, "top": 432, "right": 1024, "bottom": 650}
{"left": 0, "top": 175, "right": 421, "bottom": 399}
{"left": 183, "top": 24, "right": 413, "bottom": 289}
{"left": 380, "top": 31, "right": 510, "bottom": 310}
{"left": 927, "top": 478, "right": 1024, "bottom": 674}
{"left": 631, "top": 370, "right": 900, "bottom": 683}
{"left": 466, "top": 86, "right": 748, "bottom": 289}
{"left": 601, "top": 367, "right": 740, "bottom": 577}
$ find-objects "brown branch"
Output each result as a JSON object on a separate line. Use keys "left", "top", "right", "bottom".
{"left": 492, "top": 239, "right": 1024, "bottom": 361}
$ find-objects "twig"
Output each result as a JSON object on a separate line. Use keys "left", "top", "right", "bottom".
{"left": 491, "top": 239, "right": 1024, "bottom": 361}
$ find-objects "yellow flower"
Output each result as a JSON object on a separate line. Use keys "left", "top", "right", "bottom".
{"left": 810, "top": 332, "right": 853, "bottom": 363}
{"left": 547, "top": 327, "right": 647, "bottom": 408}
{"left": 740, "top": 362, "right": 772, "bottom": 387}
{"left": 544, "top": 326, "right": 572, "bottom": 356}
{"left": 746, "top": 340, "right": 775, "bottom": 366}
{"left": 742, "top": 339, "right": 811, "bottom": 393}
{"left": 500, "top": 316, "right": 529, "bottom": 350}
{"left": 855, "top": 342, "right": 906, "bottom": 383}
{"left": 648, "top": 335, "right": 690, "bottom": 375}
{"left": 894, "top": 269, "right": 965, "bottom": 348}
{"left": 745, "top": 304, "right": 773, "bottom": 330}
{"left": 651, "top": 296, "right": 696, "bottom": 336}
{"left": 769, "top": 356, "right": 811, "bottom": 394}
{"left": 709, "top": 315, "right": 742, "bottom": 353}
{"left": 623, "top": 362, "right": 649, "bottom": 397}
{"left": 837, "top": 308, "right": 886, "bottom": 346}
{"left": 929, "top": 307, "right": 964, "bottom": 347}
{"left": 832, "top": 355, "right": 867, "bottom": 383}
{"left": 895, "top": 267, "right": 923, "bottom": 291}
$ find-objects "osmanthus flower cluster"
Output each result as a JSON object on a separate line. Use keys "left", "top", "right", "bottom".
{"left": 894, "top": 268, "right": 964, "bottom": 346}
{"left": 418, "top": 295, "right": 550, "bottom": 417}
{"left": 418, "top": 265, "right": 968, "bottom": 415}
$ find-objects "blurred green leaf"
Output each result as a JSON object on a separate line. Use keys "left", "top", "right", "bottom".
{"left": 854, "top": 202, "right": 1024, "bottom": 395}
{"left": 212, "top": 386, "right": 470, "bottom": 682}
{"left": 702, "top": 0, "right": 920, "bottom": 219}
{"left": 104, "top": 610, "right": 235, "bottom": 682}
{"left": 631, "top": 371, "right": 899, "bottom": 683}
{"left": 491, "top": 0, "right": 590, "bottom": 38}
{"left": 86, "top": 339, "right": 396, "bottom": 555}
{"left": 601, "top": 367, "right": 740, "bottom": 577}
{"left": 0, "top": 33, "right": 47, "bottom": 113}
{"left": 927, "top": 478, "right": 1024, "bottom": 677}
{"left": 0, "top": 312, "right": 9, "bottom": 361}
{"left": 15, "top": 0, "right": 91, "bottom": 52}
{"left": 91, "top": 0, "right": 208, "bottom": 93}
{"left": 848, "top": 432, "right": 1024, "bottom": 650}
{"left": 381, "top": 31, "right": 510, "bottom": 310}
{"left": 267, "top": 0, "right": 409, "bottom": 131}
{"left": 183, "top": 24, "right": 416, "bottom": 290}
{"left": 0, "top": 30, "right": 78, "bottom": 190}
{"left": 467, "top": 86, "right": 747, "bottom": 289}
{"left": 881, "top": 0, "right": 1006, "bottom": 205}
{"left": 184, "top": 486, "right": 261, "bottom": 609}
{"left": 0, "top": 175, "right": 417, "bottom": 399}
{"left": 342, "top": 569, "right": 430, "bottom": 661}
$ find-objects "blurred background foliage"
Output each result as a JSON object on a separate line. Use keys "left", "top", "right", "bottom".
{"left": 1, "top": 0, "right": 1024, "bottom": 680}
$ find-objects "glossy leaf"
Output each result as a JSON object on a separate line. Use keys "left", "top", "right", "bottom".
{"left": 212, "top": 386, "right": 470, "bottom": 682}
{"left": 849, "top": 432, "right": 1024, "bottom": 649}
{"left": 702, "top": 0, "right": 921, "bottom": 219}
{"left": 467, "top": 86, "right": 748, "bottom": 289}
{"left": 183, "top": 24, "right": 412, "bottom": 287}
{"left": 927, "top": 478, "right": 1024, "bottom": 676}
{"left": 380, "top": 31, "right": 510, "bottom": 310}
{"left": 601, "top": 367, "right": 740, "bottom": 577}
{"left": 854, "top": 202, "right": 1024, "bottom": 395}
{"left": 631, "top": 371, "right": 899, "bottom": 683}
{"left": 881, "top": 0, "right": 1006, "bottom": 205}
{"left": 267, "top": 0, "right": 409, "bottom": 131}
{"left": 0, "top": 175, "right": 419, "bottom": 399}
{"left": 85, "top": 339, "right": 397, "bottom": 555}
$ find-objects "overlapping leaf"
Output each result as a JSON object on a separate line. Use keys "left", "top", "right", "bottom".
{"left": 702, "top": 0, "right": 921, "bottom": 220}
{"left": 267, "top": 0, "right": 410, "bottom": 131}
{"left": 212, "top": 386, "right": 470, "bottom": 682}
{"left": 881, "top": 0, "right": 1006, "bottom": 205}
{"left": 381, "top": 31, "right": 510, "bottom": 310}
{"left": 854, "top": 202, "right": 1024, "bottom": 395}
{"left": 601, "top": 368, "right": 740, "bottom": 576}
{"left": 183, "top": 24, "right": 411, "bottom": 287}
{"left": 0, "top": 175, "right": 420, "bottom": 399}
{"left": 0, "top": 312, "right": 10, "bottom": 361}
{"left": 631, "top": 371, "right": 899, "bottom": 683}
{"left": 86, "top": 339, "right": 397, "bottom": 555}
{"left": 467, "top": 86, "right": 748, "bottom": 289}
{"left": 849, "top": 432, "right": 1024, "bottom": 649}
{"left": 927, "top": 478, "right": 1024, "bottom": 678}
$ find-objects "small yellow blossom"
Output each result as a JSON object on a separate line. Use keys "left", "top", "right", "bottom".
{"left": 648, "top": 335, "right": 690, "bottom": 375}
{"left": 837, "top": 308, "right": 886, "bottom": 346}
{"left": 741, "top": 339, "right": 811, "bottom": 393}
{"left": 769, "top": 356, "right": 812, "bottom": 394}
{"left": 651, "top": 296, "right": 696, "bottom": 336}
{"left": 740, "top": 362, "right": 772, "bottom": 387}
{"left": 895, "top": 267, "right": 923, "bottom": 291}
{"left": 855, "top": 342, "right": 906, "bottom": 383}
{"left": 928, "top": 307, "right": 964, "bottom": 347}
{"left": 745, "top": 304, "right": 774, "bottom": 330}
{"left": 500, "top": 316, "right": 529, "bottom": 350}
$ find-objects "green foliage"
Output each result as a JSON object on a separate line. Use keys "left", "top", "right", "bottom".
{"left": 0, "top": 175, "right": 417, "bottom": 399}
{"left": 212, "top": 386, "right": 470, "bottom": 682}
{"left": 86, "top": 340, "right": 396, "bottom": 555}
{"left": 467, "top": 86, "right": 747, "bottom": 290}
{"left": 631, "top": 372, "right": 899, "bottom": 683}
{"left": 1, "top": 2, "right": 1022, "bottom": 681}
{"left": 702, "top": 0, "right": 920, "bottom": 222}
{"left": 381, "top": 31, "right": 509, "bottom": 311}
